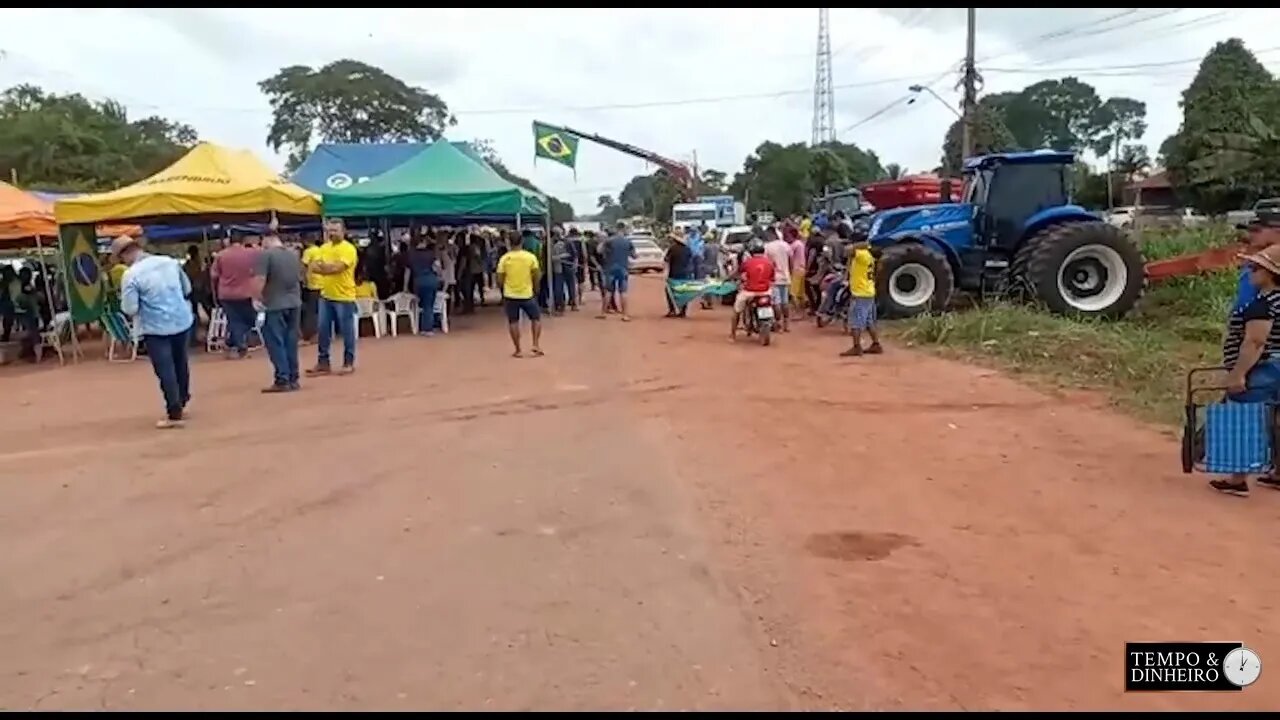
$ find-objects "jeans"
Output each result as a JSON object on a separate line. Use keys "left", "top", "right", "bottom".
{"left": 262, "top": 307, "right": 301, "bottom": 387}
{"left": 144, "top": 327, "right": 192, "bottom": 420}
{"left": 300, "top": 288, "right": 320, "bottom": 341}
{"left": 221, "top": 297, "right": 257, "bottom": 353}
{"left": 317, "top": 298, "right": 356, "bottom": 368}
{"left": 554, "top": 265, "right": 577, "bottom": 309}
{"left": 415, "top": 275, "right": 440, "bottom": 334}
{"left": 1229, "top": 360, "right": 1280, "bottom": 403}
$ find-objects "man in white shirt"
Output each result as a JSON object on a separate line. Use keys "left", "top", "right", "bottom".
{"left": 762, "top": 226, "right": 793, "bottom": 332}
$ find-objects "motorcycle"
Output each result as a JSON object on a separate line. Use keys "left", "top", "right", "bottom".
{"left": 814, "top": 265, "right": 849, "bottom": 328}
{"left": 742, "top": 293, "right": 776, "bottom": 346}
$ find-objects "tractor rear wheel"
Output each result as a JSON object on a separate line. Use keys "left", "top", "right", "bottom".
{"left": 1024, "top": 221, "right": 1145, "bottom": 318}
{"left": 876, "top": 243, "right": 955, "bottom": 318}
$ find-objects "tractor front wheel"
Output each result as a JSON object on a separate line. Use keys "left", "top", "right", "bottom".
{"left": 876, "top": 243, "right": 955, "bottom": 318}
{"left": 1024, "top": 221, "right": 1145, "bottom": 318}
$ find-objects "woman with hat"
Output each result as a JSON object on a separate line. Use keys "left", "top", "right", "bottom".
{"left": 1211, "top": 242, "right": 1280, "bottom": 495}
{"left": 114, "top": 235, "right": 195, "bottom": 429}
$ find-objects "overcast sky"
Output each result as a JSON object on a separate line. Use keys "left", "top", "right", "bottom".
{"left": 1, "top": 8, "right": 1276, "bottom": 215}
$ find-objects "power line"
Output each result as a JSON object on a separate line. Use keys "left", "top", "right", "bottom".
{"left": 985, "top": 45, "right": 1280, "bottom": 75}
{"left": 1026, "top": 10, "right": 1230, "bottom": 67}
{"left": 838, "top": 93, "right": 914, "bottom": 136}
{"left": 979, "top": 9, "right": 1182, "bottom": 65}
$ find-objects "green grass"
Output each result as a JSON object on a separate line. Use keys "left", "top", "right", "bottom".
{"left": 888, "top": 228, "right": 1242, "bottom": 426}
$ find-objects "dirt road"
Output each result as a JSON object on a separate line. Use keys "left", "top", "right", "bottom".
{"left": 2, "top": 277, "right": 1279, "bottom": 710}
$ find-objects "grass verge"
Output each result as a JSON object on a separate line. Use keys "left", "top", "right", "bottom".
{"left": 886, "top": 233, "right": 1238, "bottom": 427}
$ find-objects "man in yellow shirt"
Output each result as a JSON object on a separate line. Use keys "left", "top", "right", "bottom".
{"left": 496, "top": 233, "right": 543, "bottom": 358}
{"left": 841, "top": 239, "right": 883, "bottom": 357}
{"left": 299, "top": 237, "right": 325, "bottom": 342}
{"left": 306, "top": 219, "right": 359, "bottom": 375}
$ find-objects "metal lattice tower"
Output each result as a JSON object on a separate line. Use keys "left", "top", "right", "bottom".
{"left": 811, "top": 8, "right": 836, "bottom": 146}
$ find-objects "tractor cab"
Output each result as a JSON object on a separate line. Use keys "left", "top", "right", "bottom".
{"left": 962, "top": 150, "right": 1084, "bottom": 253}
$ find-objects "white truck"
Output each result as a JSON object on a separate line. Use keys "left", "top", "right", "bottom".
{"left": 671, "top": 202, "right": 719, "bottom": 231}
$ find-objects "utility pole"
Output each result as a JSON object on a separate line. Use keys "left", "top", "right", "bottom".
{"left": 961, "top": 7, "right": 978, "bottom": 162}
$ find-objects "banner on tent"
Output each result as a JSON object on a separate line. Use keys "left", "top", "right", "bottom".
{"left": 666, "top": 277, "right": 738, "bottom": 309}
{"left": 59, "top": 223, "right": 105, "bottom": 323}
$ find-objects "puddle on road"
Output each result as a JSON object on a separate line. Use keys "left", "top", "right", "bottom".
{"left": 805, "top": 531, "right": 919, "bottom": 562}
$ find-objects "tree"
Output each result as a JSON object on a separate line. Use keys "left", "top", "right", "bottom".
{"left": 596, "top": 194, "right": 615, "bottom": 210}
{"left": 1092, "top": 97, "right": 1147, "bottom": 158}
{"left": 884, "top": 163, "right": 906, "bottom": 180}
{"left": 697, "top": 169, "right": 727, "bottom": 194}
{"left": 1163, "top": 39, "right": 1280, "bottom": 213}
{"left": 471, "top": 138, "right": 575, "bottom": 223}
{"left": 940, "top": 105, "right": 1017, "bottom": 176}
{"left": 1008, "top": 77, "right": 1104, "bottom": 151}
{"left": 1113, "top": 144, "right": 1151, "bottom": 183}
{"left": 0, "top": 84, "right": 198, "bottom": 191}
{"left": 727, "top": 140, "right": 884, "bottom": 214}
{"left": 259, "top": 60, "right": 455, "bottom": 170}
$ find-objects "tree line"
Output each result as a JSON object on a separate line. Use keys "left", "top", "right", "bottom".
{"left": 0, "top": 59, "right": 575, "bottom": 223}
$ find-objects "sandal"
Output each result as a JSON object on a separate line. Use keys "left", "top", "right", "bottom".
{"left": 1209, "top": 479, "right": 1250, "bottom": 495}
{"left": 531, "top": 348, "right": 545, "bottom": 357}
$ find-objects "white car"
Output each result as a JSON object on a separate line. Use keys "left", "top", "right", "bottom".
{"left": 628, "top": 236, "right": 665, "bottom": 273}
{"left": 1107, "top": 206, "right": 1136, "bottom": 229}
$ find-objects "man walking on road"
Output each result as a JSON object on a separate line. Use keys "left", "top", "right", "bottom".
{"left": 252, "top": 234, "right": 303, "bottom": 393}
{"left": 763, "top": 226, "right": 793, "bottom": 332}
{"left": 598, "top": 221, "right": 636, "bottom": 322}
{"left": 497, "top": 232, "right": 544, "bottom": 358}
{"left": 115, "top": 235, "right": 195, "bottom": 430}
{"left": 307, "top": 219, "right": 359, "bottom": 376}
{"left": 210, "top": 235, "right": 260, "bottom": 359}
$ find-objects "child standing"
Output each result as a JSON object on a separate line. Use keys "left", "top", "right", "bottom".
{"left": 841, "top": 239, "right": 883, "bottom": 357}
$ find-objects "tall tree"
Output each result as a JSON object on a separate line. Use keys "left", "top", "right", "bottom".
{"left": 1163, "top": 38, "right": 1280, "bottom": 213}
{"left": 808, "top": 148, "right": 850, "bottom": 195}
{"left": 259, "top": 59, "right": 455, "bottom": 170}
{"left": 940, "top": 105, "right": 1017, "bottom": 176}
{"left": 0, "top": 84, "right": 198, "bottom": 191}
{"left": 1092, "top": 97, "right": 1147, "bottom": 157}
{"left": 1113, "top": 144, "right": 1151, "bottom": 183}
{"left": 697, "top": 169, "right": 727, "bottom": 194}
{"left": 1010, "top": 77, "right": 1104, "bottom": 151}
{"left": 884, "top": 162, "right": 906, "bottom": 180}
{"left": 596, "top": 194, "right": 615, "bottom": 210}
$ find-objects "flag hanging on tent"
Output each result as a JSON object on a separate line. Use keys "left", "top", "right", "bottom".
{"left": 59, "top": 223, "right": 105, "bottom": 322}
{"left": 533, "top": 122, "right": 579, "bottom": 174}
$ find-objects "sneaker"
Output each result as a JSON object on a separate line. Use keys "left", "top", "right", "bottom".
{"left": 866, "top": 343, "right": 884, "bottom": 355}
{"left": 840, "top": 346, "right": 863, "bottom": 357}
{"left": 338, "top": 365, "right": 355, "bottom": 376}
{"left": 261, "top": 384, "right": 290, "bottom": 394}
{"left": 1256, "top": 476, "right": 1280, "bottom": 490}
{"left": 306, "top": 365, "right": 331, "bottom": 377}
{"left": 155, "top": 418, "right": 185, "bottom": 430}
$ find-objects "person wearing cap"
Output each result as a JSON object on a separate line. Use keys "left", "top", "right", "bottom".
{"left": 1232, "top": 215, "right": 1280, "bottom": 313}
{"left": 1210, "top": 243, "right": 1280, "bottom": 495}
{"left": 663, "top": 229, "right": 693, "bottom": 318}
{"left": 114, "top": 235, "right": 195, "bottom": 430}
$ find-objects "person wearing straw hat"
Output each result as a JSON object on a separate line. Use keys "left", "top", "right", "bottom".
{"left": 114, "top": 235, "right": 195, "bottom": 430}
{"left": 1210, "top": 242, "right": 1280, "bottom": 495}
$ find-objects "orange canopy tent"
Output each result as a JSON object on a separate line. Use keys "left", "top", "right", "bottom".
{"left": 0, "top": 181, "right": 137, "bottom": 250}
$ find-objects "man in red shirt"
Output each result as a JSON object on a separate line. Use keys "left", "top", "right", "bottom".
{"left": 210, "top": 236, "right": 262, "bottom": 358}
{"left": 732, "top": 240, "right": 776, "bottom": 340}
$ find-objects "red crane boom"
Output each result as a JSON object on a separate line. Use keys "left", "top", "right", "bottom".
{"left": 539, "top": 122, "right": 696, "bottom": 200}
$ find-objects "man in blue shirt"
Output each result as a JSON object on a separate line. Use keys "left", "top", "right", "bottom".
{"left": 597, "top": 222, "right": 636, "bottom": 321}
{"left": 116, "top": 235, "right": 195, "bottom": 429}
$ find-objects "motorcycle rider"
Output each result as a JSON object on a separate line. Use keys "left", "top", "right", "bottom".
{"left": 731, "top": 239, "right": 776, "bottom": 341}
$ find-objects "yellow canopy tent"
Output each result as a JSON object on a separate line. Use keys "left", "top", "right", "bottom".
{"left": 53, "top": 142, "right": 321, "bottom": 225}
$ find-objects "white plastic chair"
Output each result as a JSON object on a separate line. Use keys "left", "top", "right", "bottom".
{"left": 434, "top": 292, "right": 449, "bottom": 334}
{"left": 354, "top": 297, "right": 385, "bottom": 338}
{"left": 386, "top": 292, "right": 419, "bottom": 336}
{"left": 207, "top": 306, "right": 264, "bottom": 352}
{"left": 37, "top": 312, "right": 73, "bottom": 365}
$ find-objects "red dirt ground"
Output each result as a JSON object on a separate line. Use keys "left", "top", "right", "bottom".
{"left": 2, "top": 276, "right": 1278, "bottom": 710}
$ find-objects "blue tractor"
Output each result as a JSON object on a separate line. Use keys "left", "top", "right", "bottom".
{"left": 866, "top": 150, "right": 1146, "bottom": 319}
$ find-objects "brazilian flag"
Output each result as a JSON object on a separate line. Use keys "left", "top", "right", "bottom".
{"left": 533, "top": 122, "right": 579, "bottom": 170}
{"left": 59, "top": 223, "right": 105, "bottom": 323}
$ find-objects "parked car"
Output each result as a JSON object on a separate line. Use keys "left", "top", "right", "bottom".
{"left": 1107, "top": 206, "right": 1137, "bottom": 228}
{"left": 628, "top": 236, "right": 665, "bottom": 273}
{"left": 1227, "top": 198, "right": 1280, "bottom": 228}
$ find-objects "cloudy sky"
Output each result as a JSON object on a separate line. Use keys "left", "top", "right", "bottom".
{"left": 1, "top": 8, "right": 1276, "bottom": 215}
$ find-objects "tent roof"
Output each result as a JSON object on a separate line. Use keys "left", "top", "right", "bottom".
{"left": 53, "top": 142, "right": 321, "bottom": 225}
{"left": 322, "top": 140, "right": 547, "bottom": 219}
{"left": 290, "top": 141, "right": 488, "bottom": 193}
{"left": 0, "top": 181, "right": 54, "bottom": 241}
{"left": 0, "top": 183, "right": 138, "bottom": 248}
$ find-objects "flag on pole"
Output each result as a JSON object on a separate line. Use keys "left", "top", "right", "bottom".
{"left": 59, "top": 223, "right": 105, "bottom": 322}
{"left": 533, "top": 122, "right": 579, "bottom": 173}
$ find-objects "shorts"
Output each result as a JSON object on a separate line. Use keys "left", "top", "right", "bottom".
{"left": 734, "top": 289, "right": 769, "bottom": 313}
{"left": 503, "top": 297, "right": 541, "bottom": 323}
{"left": 771, "top": 283, "right": 790, "bottom": 307}
{"left": 790, "top": 273, "right": 806, "bottom": 303}
{"left": 604, "top": 268, "right": 629, "bottom": 293}
{"left": 848, "top": 297, "right": 877, "bottom": 330}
